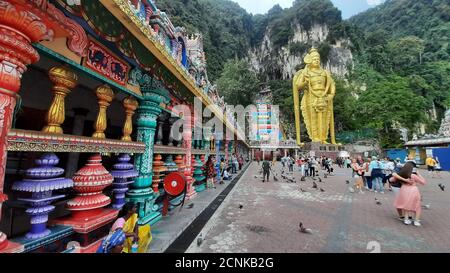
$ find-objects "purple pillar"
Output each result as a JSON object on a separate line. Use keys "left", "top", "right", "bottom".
{"left": 110, "top": 154, "right": 138, "bottom": 210}
{"left": 12, "top": 154, "right": 73, "bottom": 239}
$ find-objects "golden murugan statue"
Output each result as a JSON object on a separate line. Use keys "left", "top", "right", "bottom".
{"left": 293, "top": 48, "right": 337, "bottom": 145}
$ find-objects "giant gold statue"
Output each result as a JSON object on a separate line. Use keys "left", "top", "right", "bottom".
{"left": 293, "top": 48, "right": 337, "bottom": 145}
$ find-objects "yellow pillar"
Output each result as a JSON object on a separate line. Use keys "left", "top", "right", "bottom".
{"left": 92, "top": 85, "right": 114, "bottom": 138}
{"left": 42, "top": 66, "right": 78, "bottom": 134}
{"left": 121, "top": 96, "right": 139, "bottom": 141}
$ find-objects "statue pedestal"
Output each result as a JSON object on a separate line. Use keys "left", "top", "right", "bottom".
{"left": 302, "top": 142, "right": 346, "bottom": 160}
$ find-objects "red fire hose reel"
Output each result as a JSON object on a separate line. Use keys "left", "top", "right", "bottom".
{"left": 162, "top": 172, "right": 187, "bottom": 216}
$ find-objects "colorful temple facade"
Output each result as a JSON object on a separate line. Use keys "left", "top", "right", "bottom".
{"left": 250, "top": 88, "right": 285, "bottom": 160}
{"left": 405, "top": 108, "right": 450, "bottom": 169}
{"left": 254, "top": 89, "right": 275, "bottom": 142}
{"left": 0, "top": 0, "right": 248, "bottom": 253}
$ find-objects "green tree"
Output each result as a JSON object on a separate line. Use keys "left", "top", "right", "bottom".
{"left": 216, "top": 59, "right": 259, "bottom": 107}
{"left": 388, "top": 36, "right": 425, "bottom": 70}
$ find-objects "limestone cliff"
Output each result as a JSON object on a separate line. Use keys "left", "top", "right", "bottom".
{"left": 248, "top": 23, "right": 353, "bottom": 81}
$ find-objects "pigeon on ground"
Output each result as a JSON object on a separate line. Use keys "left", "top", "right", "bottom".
{"left": 375, "top": 198, "right": 382, "bottom": 205}
{"left": 299, "top": 222, "right": 312, "bottom": 234}
{"left": 312, "top": 182, "right": 318, "bottom": 189}
{"left": 300, "top": 188, "right": 307, "bottom": 193}
{"left": 301, "top": 177, "right": 306, "bottom": 182}
{"left": 439, "top": 184, "right": 445, "bottom": 192}
{"left": 197, "top": 234, "right": 203, "bottom": 246}
{"left": 254, "top": 175, "right": 258, "bottom": 179}
{"left": 346, "top": 180, "right": 350, "bottom": 184}
{"left": 422, "top": 204, "right": 431, "bottom": 210}
{"left": 239, "top": 204, "right": 243, "bottom": 209}
{"left": 320, "top": 188, "right": 325, "bottom": 192}
{"left": 187, "top": 203, "right": 194, "bottom": 209}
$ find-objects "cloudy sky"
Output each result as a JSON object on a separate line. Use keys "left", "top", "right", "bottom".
{"left": 233, "top": 0, "right": 385, "bottom": 19}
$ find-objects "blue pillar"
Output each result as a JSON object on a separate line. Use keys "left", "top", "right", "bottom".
{"left": 127, "top": 83, "right": 170, "bottom": 226}
{"left": 215, "top": 136, "right": 221, "bottom": 181}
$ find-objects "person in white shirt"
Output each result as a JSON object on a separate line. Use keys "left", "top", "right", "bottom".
{"left": 434, "top": 157, "right": 443, "bottom": 178}
{"left": 223, "top": 169, "right": 232, "bottom": 181}
{"left": 383, "top": 158, "right": 396, "bottom": 191}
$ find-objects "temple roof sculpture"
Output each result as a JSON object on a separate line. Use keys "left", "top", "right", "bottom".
{"left": 406, "top": 109, "right": 450, "bottom": 146}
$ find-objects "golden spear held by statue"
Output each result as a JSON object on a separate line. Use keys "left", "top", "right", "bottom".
{"left": 293, "top": 70, "right": 303, "bottom": 146}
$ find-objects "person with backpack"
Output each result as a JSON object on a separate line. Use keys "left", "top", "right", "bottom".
{"left": 325, "top": 158, "right": 333, "bottom": 174}
{"left": 370, "top": 156, "right": 385, "bottom": 194}
{"left": 309, "top": 158, "right": 316, "bottom": 178}
{"left": 288, "top": 157, "right": 294, "bottom": 172}
{"left": 262, "top": 159, "right": 271, "bottom": 182}
{"left": 383, "top": 158, "right": 396, "bottom": 192}
{"left": 304, "top": 159, "right": 310, "bottom": 177}
{"left": 389, "top": 159, "right": 407, "bottom": 220}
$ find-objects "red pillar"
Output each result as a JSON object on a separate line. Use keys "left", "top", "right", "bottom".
{"left": 0, "top": 1, "right": 57, "bottom": 251}
{"left": 234, "top": 134, "right": 238, "bottom": 156}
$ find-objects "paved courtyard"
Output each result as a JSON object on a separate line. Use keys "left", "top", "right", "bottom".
{"left": 186, "top": 162, "right": 450, "bottom": 253}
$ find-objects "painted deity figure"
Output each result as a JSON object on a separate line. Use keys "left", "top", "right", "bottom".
{"left": 293, "top": 48, "right": 337, "bottom": 144}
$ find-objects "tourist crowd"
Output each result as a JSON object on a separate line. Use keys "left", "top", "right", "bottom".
{"left": 261, "top": 153, "right": 439, "bottom": 228}
{"left": 346, "top": 155, "right": 439, "bottom": 227}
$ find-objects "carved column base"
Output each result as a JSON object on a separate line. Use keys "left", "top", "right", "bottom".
{"left": 0, "top": 232, "right": 7, "bottom": 250}
{"left": 184, "top": 166, "right": 197, "bottom": 201}
{"left": 0, "top": 235, "right": 23, "bottom": 253}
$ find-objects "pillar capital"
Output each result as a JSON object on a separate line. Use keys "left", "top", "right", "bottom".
{"left": 0, "top": 1, "right": 52, "bottom": 96}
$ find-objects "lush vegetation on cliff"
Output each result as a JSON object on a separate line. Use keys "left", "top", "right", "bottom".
{"left": 342, "top": 0, "right": 450, "bottom": 146}
{"left": 156, "top": 0, "right": 253, "bottom": 81}
{"left": 157, "top": 0, "right": 450, "bottom": 147}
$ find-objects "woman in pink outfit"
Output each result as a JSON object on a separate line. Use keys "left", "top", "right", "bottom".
{"left": 393, "top": 162, "right": 426, "bottom": 227}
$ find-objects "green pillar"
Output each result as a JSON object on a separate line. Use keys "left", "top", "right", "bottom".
{"left": 127, "top": 84, "right": 170, "bottom": 226}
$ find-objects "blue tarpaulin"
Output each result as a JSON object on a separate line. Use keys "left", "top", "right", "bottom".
{"left": 431, "top": 148, "right": 450, "bottom": 171}
{"left": 385, "top": 149, "right": 408, "bottom": 163}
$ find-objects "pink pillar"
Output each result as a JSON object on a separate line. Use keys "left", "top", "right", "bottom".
{"left": 225, "top": 140, "right": 229, "bottom": 162}
{"left": 184, "top": 115, "right": 196, "bottom": 200}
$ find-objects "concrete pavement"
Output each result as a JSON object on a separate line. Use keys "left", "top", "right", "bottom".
{"left": 186, "top": 162, "right": 450, "bottom": 253}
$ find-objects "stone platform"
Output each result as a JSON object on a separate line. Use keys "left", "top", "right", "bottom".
{"left": 301, "top": 142, "right": 348, "bottom": 159}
